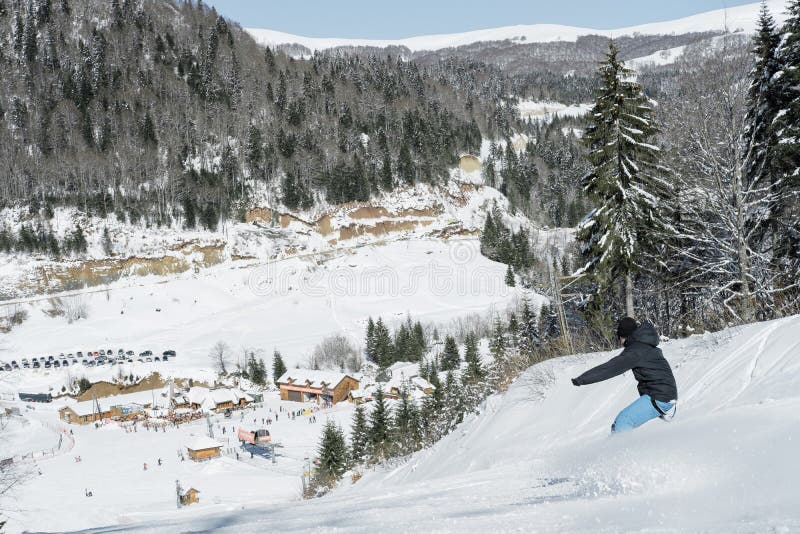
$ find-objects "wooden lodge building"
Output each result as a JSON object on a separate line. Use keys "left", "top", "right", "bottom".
{"left": 186, "top": 437, "right": 222, "bottom": 461}
{"left": 277, "top": 370, "right": 359, "bottom": 405}
{"left": 58, "top": 390, "right": 157, "bottom": 424}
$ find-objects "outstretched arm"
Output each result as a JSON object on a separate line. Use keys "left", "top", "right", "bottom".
{"left": 572, "top": 349, "right": 637, "bottom": 386}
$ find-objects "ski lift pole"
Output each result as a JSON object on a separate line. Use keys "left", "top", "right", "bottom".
{"left": 549, "top": 263, "right": 573, "bottom": 354}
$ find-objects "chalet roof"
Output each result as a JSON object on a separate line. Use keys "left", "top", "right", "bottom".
{"left": 277, "top": 369, "right": 356, "bottom": 390}
{"left": 186, "top": 436, "right": 222, "bottom": 451}
{"left": 60, "top": 388, "right": 161, "bottom": 417}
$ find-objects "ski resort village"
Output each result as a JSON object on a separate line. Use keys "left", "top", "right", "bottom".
{"left": 1, "top": 0, "right": 800, "bottom": 532}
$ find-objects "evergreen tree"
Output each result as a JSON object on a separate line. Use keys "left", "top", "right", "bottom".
{"left": 368, "top": 386, "right": 391, "bottom": 460}
{"left": 372, "top": 317, "right": 393, "bottom": 368}
{"left": 101, "top": 227, "right": 113, "bottom": 256}
{"left": 70, "top": 224, "right": 87, "bottom": 254}
{"left": 773, "top": 0, "right": 800, "bottom": 281}
{"left": 440, "top": 335, "right": 460, "bottom": 371}
{"left": 141, "top": 111, "right": 157, "bottom": 147}
{"left": 420, "top": 372, "right": 444, "bottom": 445}
{"left": 365, "top": 316, "right": 376, "bottom": 363}
{"left": 462, "top": 332, "right": 484, "bottom": 383}
{"left": 313, "top": 420, "right": 349, "bottom": 489}
{"left": 576, "top": 41, "right": 673, "bottom": 318}
{"left": 272, "top": 349, "right": 287, "bottom": 386}
{"left": 505, "top": 264, "right": 516, "bottom": 286}
{"left": 350, "top": 404, "right": 369, "bottom": 464}
{"left": 488, "top": 316, "right": 508, "bottom": 390}
{"left": 392, "top": 384, "right": 421, "bottom": 455}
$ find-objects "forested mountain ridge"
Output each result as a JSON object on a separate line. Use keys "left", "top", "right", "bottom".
{"left": 0, "top": 0, "right": 518, "bottom": 235}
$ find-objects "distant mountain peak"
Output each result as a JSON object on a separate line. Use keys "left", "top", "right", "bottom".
{"left": 246, "top": 1, "right": 787, "bottom": 53}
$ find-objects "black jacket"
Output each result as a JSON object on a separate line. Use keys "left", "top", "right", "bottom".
{"left": 573, "top": 322, "right": 678, "bottom": 402}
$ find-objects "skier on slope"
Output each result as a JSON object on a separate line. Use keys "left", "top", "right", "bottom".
{"left": 571, "top": 317, "right": 678, "bottom": 433}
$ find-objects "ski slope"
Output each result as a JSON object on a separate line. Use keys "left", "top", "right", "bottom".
{"left": 0, "top": 239, "right": 528, "bottom": 395}
{"left": 49, "top": 315, "right": 800, "bottom": 533}
{"left": 246, "top": 1, "right": 787, "bottom": 53}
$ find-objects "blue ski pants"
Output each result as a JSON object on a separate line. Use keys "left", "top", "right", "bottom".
{"left": 611, "top": 394, "right": 674, "bottom": 433}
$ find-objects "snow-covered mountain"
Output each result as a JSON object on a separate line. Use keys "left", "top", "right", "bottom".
{"left": 246, "top": 0, "right": 787, "bottom": 53}
{"left": 44, "top": 315, "right": 800, "bottom": 533}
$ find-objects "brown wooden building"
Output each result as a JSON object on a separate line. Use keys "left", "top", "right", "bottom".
{"left": 186, "top": 437, "right": 222, "bottom": 461}
{"left": 277, "top": 370, "right": 359, "bottom": 404}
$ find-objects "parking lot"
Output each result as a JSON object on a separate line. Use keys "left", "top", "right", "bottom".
{"left": 0, "top": 349, "right": 177, "bottom": 372}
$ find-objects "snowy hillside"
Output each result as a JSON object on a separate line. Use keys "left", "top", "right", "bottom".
{"left": 0, "top": 238, "right": 534, "bottom": 395}
{"left": 246, "top": 1, "right": 786, "bottom": 52}
{"left": 39, "top": 315, "right": 800, "bottom": 533}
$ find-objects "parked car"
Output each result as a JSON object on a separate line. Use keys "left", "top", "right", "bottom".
{"left": 47, "top": 355, "right": 54, "bottom": 361}
{"left": 32, "top": 361, "right": 40, "bottom": 369}
{"left": 76, "top": 351, "right": 83, "bottom": 358}
{"left": 22, "top": 362, "right": 30, "bottom": 369}
{"left": 118, "top": 349, "right": 125, "bottom": 356}
{"left": 127, "top": 358, "right": 133, "bottom": 363}
{"left": 162, "top": 350, "right": 176, "bottom": 357}
{"left": 72, "top": 358, "right": 78, "bottom": 364}
{"left": 53, "top": 361, "right": 60, "bottom": 368}
{"left": 162, "top": 356, "right": 169, "bottom": 361}
{"left": 62, "top": 360, "right": 69, "bottom": 366}
{"left": 87, "top": 361, "right": 95, "bottom": 367}
{"left": 154, "top": 356, "right": 161, "bottom": 362}
{"left": 81, "top": 359, "right": 88, "bottom": 365}
{"left": 125, "top": 350, "right": 134, "bottom": 356}
{"left": 139, "top": 350, "right": 153, "bottom": 357}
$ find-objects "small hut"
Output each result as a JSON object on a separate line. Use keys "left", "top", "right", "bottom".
{"left": 186, "top": 437, "right": 222, "bottom": 461}
{"left": 180, "top": 487, "right": 200, "bottom": 505}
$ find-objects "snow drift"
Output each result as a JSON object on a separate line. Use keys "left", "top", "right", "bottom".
{"left": 70, "top": 315, "right": 800, "bottom": 533}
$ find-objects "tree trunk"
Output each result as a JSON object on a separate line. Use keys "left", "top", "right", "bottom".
{"left": 625, "top": 273, "right": 635, "bottom": 318}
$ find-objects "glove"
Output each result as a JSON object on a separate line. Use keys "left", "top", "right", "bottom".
{"left": 571, "top": 378, "right": 581, "bottom": 386}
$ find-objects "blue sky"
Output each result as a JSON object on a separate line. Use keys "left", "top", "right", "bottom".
{"left": 202, "top": 0, "right": 757, "bottom": 39}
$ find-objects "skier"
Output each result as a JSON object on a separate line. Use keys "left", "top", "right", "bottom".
{"left": 143, "top": 462, "right": 148, "bottom": 471}
{"left": 157, "top": 458, "right": 162, "bottom": 466}
{"left": 571, "top": 317, "right": 677, "bottom": 433}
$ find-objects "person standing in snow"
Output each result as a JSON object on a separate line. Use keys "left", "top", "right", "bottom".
{"left": 571, "top": 317, "right": 677, "bottom": 433}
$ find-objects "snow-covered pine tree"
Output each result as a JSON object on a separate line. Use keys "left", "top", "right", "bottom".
{"left": 505, "top": 264, "right": 516, "bottom": 286}
{"left": 313, "top": 420, "right": 349, "bottom": 490}
{"left": 272, "top": 349, "right": 287, "bottom": 386}
{"left": 744, "top": 2, "right": 782, "bottom": 200}
{"left": 392, "top": 384, "right": 421, "bottom": 455}
{"left": 364, "top": 317, "right": 376, "bottom": 363}
{"left": 576, "top": 40, "right": 673, "bottom": 319}
{"left": 368, "top": 387, "right": 391, "bottom": 461}
{"left": 462, "top": 332, "right": 484, "bottom": 384}
{"left": 773, "top": 0, "right": 800, "bottom": 292}
{"left": 350, "top": 404, "right": 369, "bottom": 464}
{"left": 440, "top": 335, "right": 460, "bottom": 371}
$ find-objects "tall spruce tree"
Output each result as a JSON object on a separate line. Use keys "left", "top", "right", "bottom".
{"left": 773, "top": 0, "right": 800, "bottom": 286}
{"left": 368, "top": 387, "right": 391, "bottom": 460}
{"left": 313, "top": 420, "right": 349, "bottom": 489}
{"left": 576, "top": 41, "right": 673, "bottom": 319}
{"left": 272, "top": 349, "right": 287, "bottom": 386}
{"left": 440, "top": 335, "right": 460, "bottom": 371}
{"left": 392, "top": 384, "right": 421, "bottom": 455}
{"left": 462, "top": 332, "right": 484, "bottom": 384}
{"left": 350, "top": 404, "right": 369, "bottom": 464}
